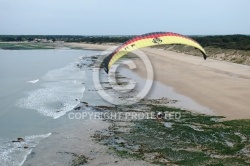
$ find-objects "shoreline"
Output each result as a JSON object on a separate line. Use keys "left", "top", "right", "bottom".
{"left": 22, "top": 53, "right": 156, "bottom": 166}
{"left": 20, "top": 48, "right": 250, "bottom": 165}
{"left": 68, "top": 43, "right": 250, "bottom": 120}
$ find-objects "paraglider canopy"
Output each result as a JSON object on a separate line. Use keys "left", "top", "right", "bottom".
{"left": 102, "top": 32, "right": 207, "bottom": 73}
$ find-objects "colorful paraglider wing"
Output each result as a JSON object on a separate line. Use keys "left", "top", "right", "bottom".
{"left": 102, "top": 32, "right": 207, "bottom": 73}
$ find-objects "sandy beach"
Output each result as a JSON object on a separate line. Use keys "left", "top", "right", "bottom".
{"left": 11, "top": 43, "right": 249, "bottom": 165}
{"left": 72, "top": 43, "right": 250, "bottom": 120}
{"left": 139, "top": 48, "right": 250, "bottom": 120}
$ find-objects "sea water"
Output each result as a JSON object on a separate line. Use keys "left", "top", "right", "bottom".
{"left": 0, "top": 49, "right": 100, "bottom": 166}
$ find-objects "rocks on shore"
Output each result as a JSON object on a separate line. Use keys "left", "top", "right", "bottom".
{"left": 12, "top": 137, "right": 25, "bottom": 143}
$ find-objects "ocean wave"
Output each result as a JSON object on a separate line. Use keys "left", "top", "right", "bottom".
{"left": 27, "top": 79, "right": 39, "bottom": 84}
{"left": 17, "top": 63, "right": 86, "bottom": 119}
{"left": 0, "top": 133, "right": 51, "bottom": 166}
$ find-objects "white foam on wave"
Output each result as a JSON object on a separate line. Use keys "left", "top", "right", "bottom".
{"left": 27, "top": 79, "right": 39, "bottom": 84}
{"left": 17, "top": 62, "right": 86, "bottom": 119}
{"left": 0, "top": 133, "right": 51, "bottom": 166}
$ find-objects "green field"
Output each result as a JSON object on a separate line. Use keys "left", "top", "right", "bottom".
{"left": 0, "top": 42, "right": 56, "bottom": 50}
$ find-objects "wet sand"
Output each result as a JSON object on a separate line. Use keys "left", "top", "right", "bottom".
{"left": 72, "top": 43, "right": 250, "bottom": 120}
{"left": 22, "top": 54, "right": 155, "bottom": 166}
{"left": 23, "top": 111, "right": 154, "bottom": 166}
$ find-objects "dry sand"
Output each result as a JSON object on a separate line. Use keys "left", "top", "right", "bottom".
{"left": 64, "top": 42, "right": 114, "bottom": 51}
{"left": 140, "top": 48, "right": 250, "bottom": 120}
{"left": 72, "top": 43, "right": 250, "bottom": 120}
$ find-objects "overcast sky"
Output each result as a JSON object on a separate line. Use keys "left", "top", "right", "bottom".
{"left": 0, "top": 0, "right": 249, "bottom": 35}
